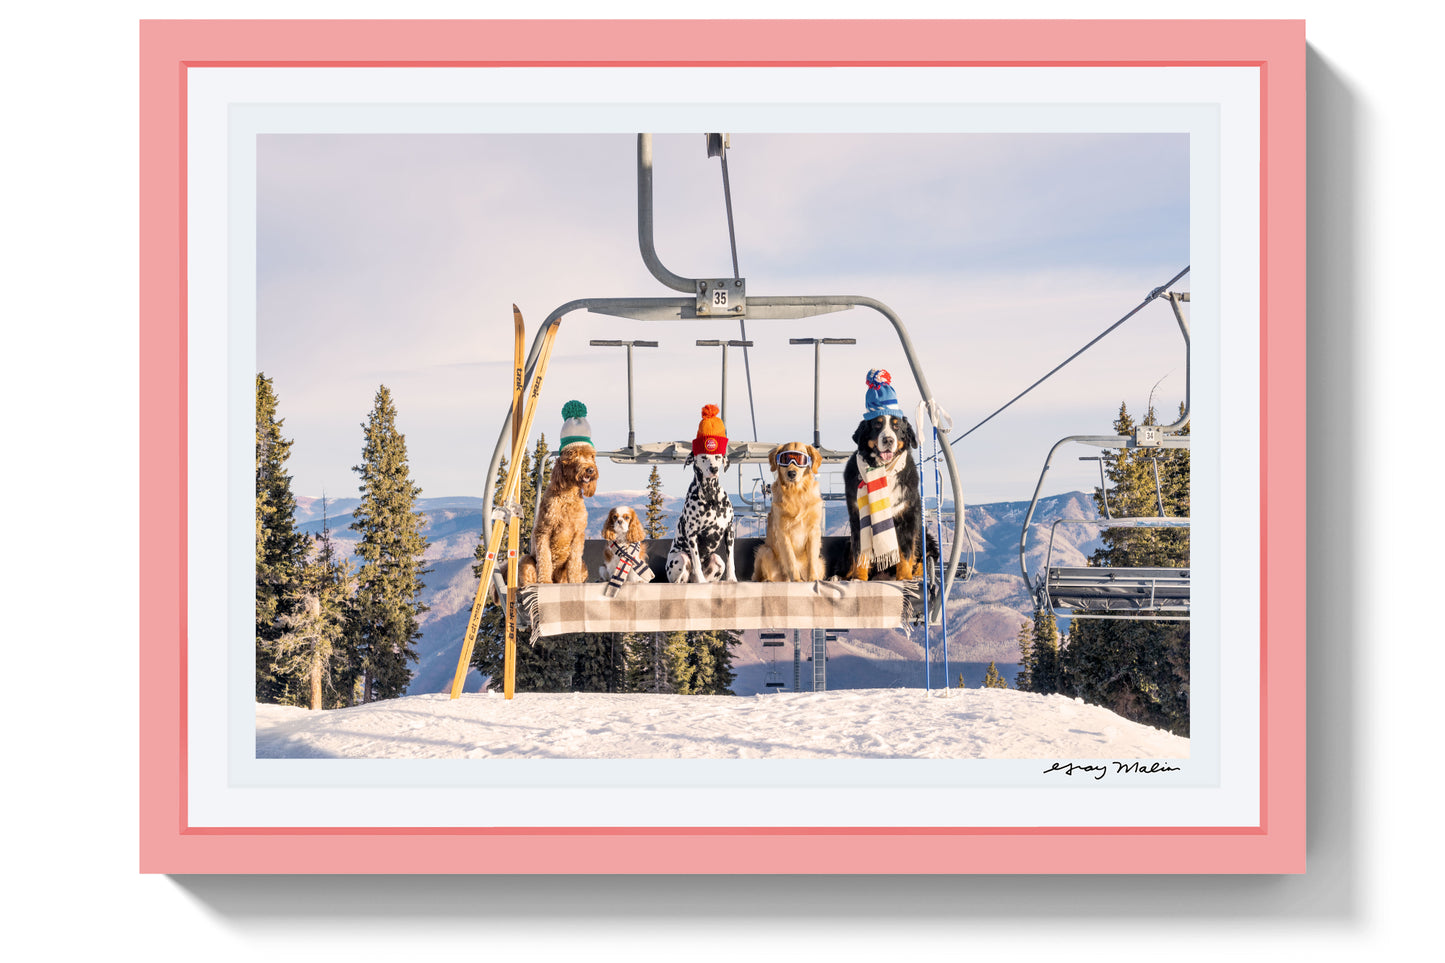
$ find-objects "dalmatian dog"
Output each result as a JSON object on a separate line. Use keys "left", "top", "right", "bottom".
{"left": 666, "top": 452, "right": 737, "bottom": 583}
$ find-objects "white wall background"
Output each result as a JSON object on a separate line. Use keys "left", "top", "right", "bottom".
{"left": 6, "top": 2, "right": 1434, "bottom": 958}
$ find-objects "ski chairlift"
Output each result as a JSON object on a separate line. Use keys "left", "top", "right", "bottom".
{"left": 481, "top": 134, "right": 965, "bottom": 642}
{"left": 1018, "top": 290, "right": 1192, "bottom": 622}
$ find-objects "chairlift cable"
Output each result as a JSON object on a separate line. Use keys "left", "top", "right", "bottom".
{"left": 716, "top": 138, "right": 764, "bottom": 484}
{"left": 950, "top": 265, "right": 1190, "bottom": 446}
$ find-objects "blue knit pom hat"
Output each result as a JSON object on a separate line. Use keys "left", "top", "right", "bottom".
{"left": 862, "top": 369, "right": 902, "bottom": 420}
{"left": 559, "top": 400, "right": 593, "bottom": 450}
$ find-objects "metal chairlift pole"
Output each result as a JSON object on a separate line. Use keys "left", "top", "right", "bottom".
{"left": 793, "top": 629, "right": 801, "bottom": 692}
{"left": 590, "top": 339, "right": 658, "bottom": 453}
{"left": 1162, "top": 292, "right": 1191, "bottom": 430}
{"left": 790, "top": 338, "right": 856, "bottom": 449}
{"left": 930, "top": 413, "right": 950, "bottom": 686}
{"left": 695, "top": 339, "right": 753, "bottom": 425}
{"left": 1080, "top": 456, "right": 1112, "bottom": 518}
{"left": 917, "top": 439, "right": 930, "bottom": 690}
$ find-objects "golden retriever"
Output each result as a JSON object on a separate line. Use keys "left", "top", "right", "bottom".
{"left": 753, "top": 442, "right": 825, "bottom": 582}
{"left": 519, "top": 444, "right": 598, "bottom": 585}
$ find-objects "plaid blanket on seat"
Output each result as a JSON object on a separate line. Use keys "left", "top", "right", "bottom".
{"left": 520, "top": 580, "right": 918, "bottom": 639}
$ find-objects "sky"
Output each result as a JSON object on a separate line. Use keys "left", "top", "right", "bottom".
{"left": 257, "top": 132, "right": 1189, "bottom": 506}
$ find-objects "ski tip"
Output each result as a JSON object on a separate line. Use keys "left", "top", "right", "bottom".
{"left": 512, "top": 303, "right": 521, "bottom": 314}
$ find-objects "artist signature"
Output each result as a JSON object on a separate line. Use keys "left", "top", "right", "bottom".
{"left": 1043, "top": 761, "right": 1182, "bottom": 781}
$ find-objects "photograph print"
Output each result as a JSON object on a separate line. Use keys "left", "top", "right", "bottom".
{"left": 251, "top": 130, "right": 1193, "bottom": 763}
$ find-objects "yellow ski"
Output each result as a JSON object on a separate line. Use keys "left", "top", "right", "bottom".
{"left": 449, "top": 307, "right": 561, "bottom": 700}
{"left": 504, "top": 304, "right": 524, "bottom": 700}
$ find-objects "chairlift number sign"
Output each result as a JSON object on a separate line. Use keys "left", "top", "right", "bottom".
{"left": 698, "top": 277, "right": 745, "bottom": 315}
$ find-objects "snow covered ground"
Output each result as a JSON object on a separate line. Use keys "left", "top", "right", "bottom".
{"left": 256, "top": 688, "right": 1188, "bottom": 760}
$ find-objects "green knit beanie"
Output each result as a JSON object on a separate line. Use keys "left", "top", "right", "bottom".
{"left": 559, "top": 400, "right": 592, "bottom": 450}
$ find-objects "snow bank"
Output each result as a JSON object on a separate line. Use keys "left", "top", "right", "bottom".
{"left": 256, "top": 688, "right": 1188, "bottom": 760}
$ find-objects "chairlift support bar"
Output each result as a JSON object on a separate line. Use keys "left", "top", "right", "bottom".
{"left": 695, "top": 339, "right": 754, "bottom": 425}
{"left": 589, "top": 339, "right": 658, "bottom": 454}
{"left": 791, "top": 337, "right": 857, "bottom": 449}
{"left": 1079, "top": 456, "right": 1111, "bottom": 518}
{"left": 1162, "top": 291, "right": 1190, "bottom": 431}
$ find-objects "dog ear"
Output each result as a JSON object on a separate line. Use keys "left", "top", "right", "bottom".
{"left": 628, "top": 512, "right": 645, "bottom": 543}
{"left": 899, "top": 417, "right": 919, "bottom": 451}
{"left": 852, "top": 419, "right": 871, "bottom": 447}
{"left": 768, "top": 445, "right": 781, "bottom": 472}
{"left": 805, "top": 444, "right": 821, "bottom": 475}
{"left": 684, "top": 452, "right": 695, "bottom": 469}
{"left": 602, "top": 508, "right": 617, "bottom": 541}
{"left": 549, "top": 451, "right": 570, "bottom": 487}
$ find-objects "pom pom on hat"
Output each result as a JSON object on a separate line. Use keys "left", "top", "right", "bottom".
{"left": 559, "top": 400, "right": 593, "bottom": 450}
{"left": 691, "top": 403, "right": 728, "bottom": 456}
{"left": 863, "top": 368, "right": 903, "bottom": 420}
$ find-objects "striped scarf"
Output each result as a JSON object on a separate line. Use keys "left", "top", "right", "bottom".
{"left": 602, "top": 540, "right": 653, "bottom": 597}
{"left": 855, "top": 452, "right": 903, "bottom": 569}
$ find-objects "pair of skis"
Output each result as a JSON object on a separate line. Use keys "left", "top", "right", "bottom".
{"left": 449, "top": 305, "right": 559, "bottom": 700}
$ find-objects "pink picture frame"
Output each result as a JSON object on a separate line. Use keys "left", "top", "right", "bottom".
{"left": 140, "top": 19, "right": 1305, "bottom": 873}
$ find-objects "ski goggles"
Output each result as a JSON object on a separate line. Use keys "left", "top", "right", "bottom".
{"left": 776, "top": 449, "right": 813, "bottom": 469}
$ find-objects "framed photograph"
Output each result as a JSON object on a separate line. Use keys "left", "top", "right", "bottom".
{"left": 140, "top": 19, "right": 1305, "bottom": 873}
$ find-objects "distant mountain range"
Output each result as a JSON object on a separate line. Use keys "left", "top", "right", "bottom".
{"left": 291, "top": 489, "right": 1104, "bottom": 696}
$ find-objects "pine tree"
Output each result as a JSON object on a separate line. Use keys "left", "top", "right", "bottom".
{"left": 662, "top": 630, "right": 694, "bottom": 693}
{"left": 645, "top": 465, "right": 667, "bottom": 538}
{"left": 255, "top": 374, "right": 310, "bottom": 703}
{"left": 1031, "top": 608, "right": 1060, "bottom": 694}
{"left": 982, "top": 661, "right": 1008, "bottom": 689}
{"left": 1014, "top": 619, "right": 1033, "bottom": 692}
{"left": 315, "top": 497, "right": 361, "bottom": 706}
{"left": 267, "top": 534, "right": 355, "bottom": 710}
{"left": 532, "top": 435, "right": 552, "bottom": 505}
{"left": 1155, "top": 401, "right": 1192, "bottom": 561}
{"left": 626, "top": 631, "right": 670, "bottom": 693}
{"left": 571, "top": 633, "right": 627, "bottom": 693}
{"left": 683, "top": 630, "right": 738, "bottom": 696}
{"left": 349, "top": 386, "right": 430, "bottom": 702}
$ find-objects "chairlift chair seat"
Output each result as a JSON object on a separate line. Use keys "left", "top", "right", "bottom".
{"left": 1045, "top": 565, "right": 1191, "bottom": 616}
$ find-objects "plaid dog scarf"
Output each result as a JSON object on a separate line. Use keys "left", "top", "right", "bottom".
{"left": 854, "top": 452, "right": 904, "bottom": 569}
{"left": 602, "top": 540, "right": 654, "bottom": 597}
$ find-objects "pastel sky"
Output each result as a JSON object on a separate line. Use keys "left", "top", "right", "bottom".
{"left": 257, "top": 132, "right": 1189, "bottom": 506}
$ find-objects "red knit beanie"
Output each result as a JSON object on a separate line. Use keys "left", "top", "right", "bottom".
{"left": 691, "top": 404, "right": 728, "bottom": 455}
